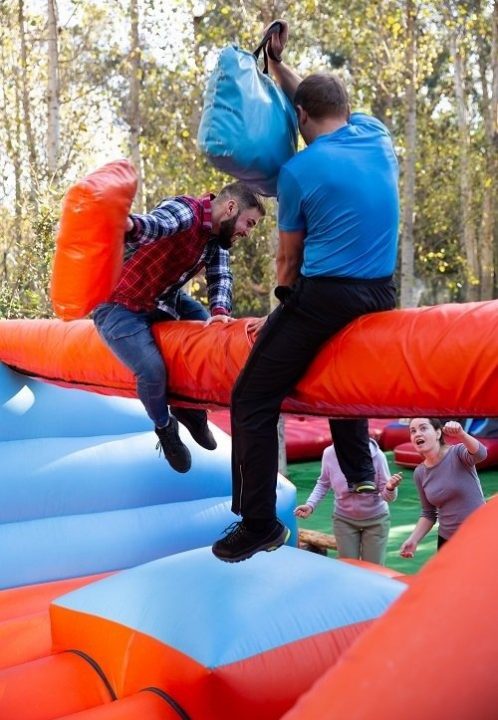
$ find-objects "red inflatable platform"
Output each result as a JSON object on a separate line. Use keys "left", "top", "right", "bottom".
{"left": 210, "top": 411, "right": 394, "bottom": 462}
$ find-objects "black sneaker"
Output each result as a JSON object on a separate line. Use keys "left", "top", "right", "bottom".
{"left": 351, "top": 479, "right": 377, "bottom": 494}
{"left": 155, "top": 417, "right": 191, "bottom": 473}
{"left": 212, "top": 520, "right": 291, "bottom": 563}
{"left": 171, "top": 408, "right": 217, "bottom": 451}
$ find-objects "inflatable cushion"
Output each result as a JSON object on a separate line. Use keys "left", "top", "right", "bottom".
{"left": 51, "top": 159, "right": 137, "bottom": 320}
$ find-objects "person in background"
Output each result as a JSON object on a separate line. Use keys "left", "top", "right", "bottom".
{"left": 212, "top": 20, "right": 399, "bottom": 562}
{"left": 94, "top": 182, "right": 265, "bottom": 474}
{"left": 400, "top": 419, "right": 486, "bottom": 557}
{"left": 295, "top": 439, "right": 402, "bottom": 565}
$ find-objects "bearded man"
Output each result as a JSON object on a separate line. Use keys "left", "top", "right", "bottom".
{"left": 93, "top": 182, "right": 265, "bottom": 473}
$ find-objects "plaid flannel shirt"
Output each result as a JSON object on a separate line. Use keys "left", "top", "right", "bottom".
{"left": 109, "top": 194, "right": 232, "bottom": 318}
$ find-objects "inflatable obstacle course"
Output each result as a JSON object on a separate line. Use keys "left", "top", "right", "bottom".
{"left": 0, "top": 363, "right": 407, "bottom": 720}
{"left": 2, "top": 301, "right": 498, "bottom": 417}
{"left": 1, "top": 160, "right": 498, "bottom": 718}
{"left": 0, "top": 543, "right": 406, "bottom": 719}
{"left": 0, "top": 363, "right": 297, "bottom": 592}
{"left": 3, "top": 160, "right": 498, "bottom": 417}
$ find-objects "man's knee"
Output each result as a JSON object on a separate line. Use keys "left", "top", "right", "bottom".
{"left": 135, "top": 346, "right": 166, "bottom": 380}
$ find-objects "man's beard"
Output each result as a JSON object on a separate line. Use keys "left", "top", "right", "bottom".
{"left": 217, "top": 214, "right": 239, "bottom": 249}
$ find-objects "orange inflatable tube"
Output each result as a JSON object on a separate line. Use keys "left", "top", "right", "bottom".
{"left": 0, "top": 653, "right": 112, "bottom": 720}
{"left": 1, "top": 299, "right": 498, "bottom": 416}
{"left": 56, "top": 693, "right": 183, "bottom": 719}
{"left": 0, "top": 574, "right": 109, "bottom": 670}
{"left": 36, "top": 159, "right": 498, "bottom": 417}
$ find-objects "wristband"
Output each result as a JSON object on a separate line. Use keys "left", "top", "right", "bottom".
{"left": 274, "top": 285, "right": 292, "bottom": 303}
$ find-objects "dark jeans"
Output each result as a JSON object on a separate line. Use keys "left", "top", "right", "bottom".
{"left": 93, "top": 291, "right": 208, "bottom": 428}
{"left": 231, "top": 275, "right": 396, "bottom": 520}
{"left": 328, "top": 418, "right": 374, "bottom": 488}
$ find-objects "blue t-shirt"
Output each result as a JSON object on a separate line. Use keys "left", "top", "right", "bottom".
{"left": 277, "top": 113, "right": 399, "bottom": 279}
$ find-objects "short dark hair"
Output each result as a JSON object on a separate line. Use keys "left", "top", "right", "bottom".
{"left": 294, "top": 73, "right": 350, "bottom": 120}
{"left": 428, "top": 418, "right": 445, "bottom": 444}
{"left": 217, "top": 182, "right": 266, "bottom": 217}
{"left": 410, "top": 417, "right": 446, "bottom": 445}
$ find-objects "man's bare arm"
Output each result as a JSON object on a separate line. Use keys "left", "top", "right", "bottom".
{"left": 276, "top": 229, "right": 305, "bottom": 287}
{"left": 269, "top": 59, "right": 302, "bottom": 102}
{"left": 264, "top": 19, "right": 302, "bottom": 101}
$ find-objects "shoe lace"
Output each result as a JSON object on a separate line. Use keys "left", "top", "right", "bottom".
{"left": 155, "top": 423, "right": 184, "bottom": 457}
{"left": 221, "top": 521, "right": 247, "bottom": 544}
{"left": 156, "top": 439, "right": 184, "bottom": 458}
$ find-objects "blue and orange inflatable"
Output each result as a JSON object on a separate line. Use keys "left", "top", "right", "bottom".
{"left": 0, "top": 363, "right": 404, "bottom": 719}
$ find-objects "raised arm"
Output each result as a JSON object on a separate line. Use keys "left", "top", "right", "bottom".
{"left": 269, "top": 60, "right": 302, "bottom": 102}
{"left": 264, "top": 19, "right": 302, "bottom": 101}
{"left": 442, "top": 421, "right": 480, "bottom": 454}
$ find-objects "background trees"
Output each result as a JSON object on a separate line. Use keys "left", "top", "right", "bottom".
{"left": 1, "top": 0, "right": 497, "bottom": 318}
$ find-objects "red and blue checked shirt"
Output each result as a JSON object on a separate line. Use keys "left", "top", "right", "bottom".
{"left": 109, "top": 194, "right": 232, "bottom": 318}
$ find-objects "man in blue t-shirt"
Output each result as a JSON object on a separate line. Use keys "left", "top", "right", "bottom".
{"left": 213, "top": 24, "right": 399, "bottom": 563}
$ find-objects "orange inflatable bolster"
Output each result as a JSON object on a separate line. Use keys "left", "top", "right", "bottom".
{"left": 0, "top": 653, "right": 113, "bottom": 720}
{"left": 50, "top": 160, "right": 137, "bottom": 320}
{"left": 0, "top": 574, "right": 110, "bottom": 670}
{"left": 0, "top": 613, "right": 51, "bottom": 671}
{"left": 56, "top": 692, "right": 182, "bottom": 719}
{"left": 1, "top": 300, "right": 498, "bottom": 416}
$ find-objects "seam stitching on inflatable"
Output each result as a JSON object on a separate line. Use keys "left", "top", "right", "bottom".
{"left": 141, "top": 686, "right": 192, "bottom": 719}
{"left": 68, "top": 648, "right": 117, "bottom": 701}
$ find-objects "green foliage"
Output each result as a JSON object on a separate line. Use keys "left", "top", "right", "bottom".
{"left": 229, "top": 212, "right": 276, "bottom": 317}
{"left": 0, "top": 189, "right": 58, "bottom": 319}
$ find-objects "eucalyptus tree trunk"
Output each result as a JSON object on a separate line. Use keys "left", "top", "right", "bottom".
{"left": 17, "top": 0, "right": 38, "bottom": 209}
{"left": 0, "top": 41, "right": 22, "bottom": 243}
{"left": 450, "top": 30, "right": 480, "bottom": 301}
{"left": 191, "top": 10, "right": 206, "bottom": 142}
{"left": 477, "top": 0, "right": 498, "bottom": 299}
{"left": 0, "top": 40, "right": 22, "bottom": 281}
{"left": 399, "top": 0, "right": 417, "bottom": 308}
{"left": 13, "top": 72, "right": 22, "bottom": 242}
{"left": 46, "top": 0, "right": 60, "bottom": 179}
{"left": 492, "top": 2, "right": 498, "bottom": 294}
{"left": 129, "top": 0, "right": 144, "bottom": 211}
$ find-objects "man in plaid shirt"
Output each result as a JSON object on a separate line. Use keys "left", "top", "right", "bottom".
{"left": 93, "top": 181, "right": 265, "bottom": 473}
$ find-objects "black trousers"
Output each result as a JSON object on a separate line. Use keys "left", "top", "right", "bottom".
{"left": 231, "top": 275, "right": 396, "bottom": 520}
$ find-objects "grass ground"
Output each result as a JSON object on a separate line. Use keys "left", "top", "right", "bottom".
{"left": 287, "top": 452, "right": 498, "bottom": 574}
